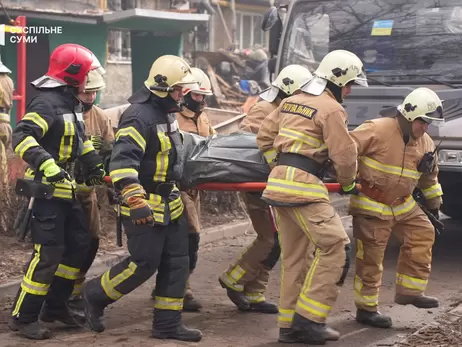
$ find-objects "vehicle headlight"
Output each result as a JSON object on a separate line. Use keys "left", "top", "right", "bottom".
{"left": 438, "top": 149, "right": 462, "bottom": 166}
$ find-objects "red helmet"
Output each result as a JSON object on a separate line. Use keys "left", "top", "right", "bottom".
{"left": 46, "top": 44, "right": 94, "bottom": 87}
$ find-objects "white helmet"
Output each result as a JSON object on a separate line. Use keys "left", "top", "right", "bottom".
{"left": 0, "top": 55, "right": 11, "bottom": 74}
{"left": 85, "top": 69, "right": 106, "bottom": 92}
{"left": 183, "top": 68, "right": 213, "bottom": 96}
{"left": 303, "top": 50, "right": 368, "bottom": 95}
{"left": 260, "top": 64, "right": 313, "bottom": 102}
{"left": 398, "top": 88, "right": 444, "bottom": 125}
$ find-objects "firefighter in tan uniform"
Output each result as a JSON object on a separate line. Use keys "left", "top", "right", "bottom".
{"left": 0, "top": 56, "right": 14, "bottom": 185}
{"left": 257, "top": 50, "right": 368, "bottom": 345}
{"left": 348, "top": 87, "right": 444, "bottom": 329}
{"left": 219, "top": 65, "right": 313, "bottom": 314}
{"left": 174, "top": 67, "right": 215, "bottom": 311}
{"left": 69, "top": 69, "right": 115, "bottom": 312}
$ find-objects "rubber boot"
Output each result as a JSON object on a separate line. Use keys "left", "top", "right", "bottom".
{"left": 395, "top": 294, "right": 439, "bottom": 309}
{"left": 152, "top": 309, "right": 202, "bottom": 342}
{"left": 291, "top": 312, "right": 340, "bottom": 345}
{"left": 245, "top": 300, "right": 278, "bottom": 314}
{"left": 183, "top": 292, "right": 202, "bottom": 312}
{"left": 279, "top": 328, "right": 303, "bottom": 343}
{"left": 218, "top": 277, "right": 250, "bottom": 310}
{"left": 356, "top": 309, "right": 392, "bottom": 328}
{"left": 68, "top": 238, "right": 100, "bottom": 315}
{"left": 68, "top": 297, "right": 84, "bottom": 316}
{"left": 8, "top": 318, "right": 52, "bottom": 340}
{"left": 280, "top": 325, "right": 339, "bottom": 343}
{"left": 82, "top": 280, "right": 113, "bottom": 333}
{"left": 39, "top": 303, "right": 85, "bottom": 327}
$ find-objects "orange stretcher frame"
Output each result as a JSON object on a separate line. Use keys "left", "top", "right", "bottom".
{"left": 103, "top": 177, "right": 343, "bottom": 193}
{"left": 5, "top": 16, "right": 27, "bottom": 122}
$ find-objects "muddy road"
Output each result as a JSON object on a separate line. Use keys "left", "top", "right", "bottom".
{"left": 1, "top": 208, "right": 461, "bottom": 347}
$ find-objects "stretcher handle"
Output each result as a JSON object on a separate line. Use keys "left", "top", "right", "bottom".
{"left": 103, "top": 177, "right": 359, "bottom": 193}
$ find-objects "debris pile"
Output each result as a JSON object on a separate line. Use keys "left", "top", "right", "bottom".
{"left": 194, "top": 50, "right": 252, "bottom": 112}
{"left": 395, "top": 305, "right": 462, "bottom": 347}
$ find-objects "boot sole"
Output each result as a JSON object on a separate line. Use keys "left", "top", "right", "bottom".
{"left": 152, "top": 333, "right": 202, "bottom": 342}
{"left": 395, "top": 300, "right": 439, "bottom": 309}
{"left": 356, "top": 318, "right": 392, "bottom": 329}
{"left": 292, "top": 329, "right": 327, "bottom": 345}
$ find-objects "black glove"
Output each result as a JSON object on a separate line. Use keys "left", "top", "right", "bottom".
{"left": 429, "top": 209, "right": 439, "bottom": 220}
{"left": 188, "top": 233, "right": 200, "bottom": 271}
{"left": 339, "top": 182, "right": 359, "bottom": 195}
{"left": 85, "top": 163, "right": 105, "bottom": 186}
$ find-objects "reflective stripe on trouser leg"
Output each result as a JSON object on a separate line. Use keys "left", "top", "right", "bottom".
{"left": 273, "top": 207, "right": 313, "bottom": 328}
{"left": 281, "top": 203, "right": 350, "bottom": 324}
{"left": 393, "top": 208, "right": 435, "bottom": 296}
{"left": 95, "top": 219, "right": 169, "bottom": 303}
{"left": 221, "top": 192, "right": 275, "bottom": 293}
{"left": 154, "top": 214, "right": 189, "bottom": 313}
{"left": 352, "top": 215, "right": 393, "bottom": 312}
{"left": 11, "top": 244, "right": 63, "bottom": 322}
{"left": 45, "top": 199, "right": 92, "bottom": 309}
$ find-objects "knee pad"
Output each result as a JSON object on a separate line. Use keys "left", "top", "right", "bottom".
{"left": 336, "top": 243, "right": 351, "bottom": 286}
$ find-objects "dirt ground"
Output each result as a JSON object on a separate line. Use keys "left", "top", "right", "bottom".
{"left": 1, "top": 209, "right": 462, "bottom": 346}
{"left": 0, "top": 190, "right": 247, "bottom": 285}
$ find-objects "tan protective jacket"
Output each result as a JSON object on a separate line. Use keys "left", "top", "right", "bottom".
{"left": 176, "top": 107, "right": 216, "bottom": 137}
{"left": 348, "top": 117, "right": 443, "bottom": 220}
{"left": 257, "top": 90, "right": 358, "bottom": 205}
{"left": 239, "top": 99, "right": 278, "bottom": 134}
{"left": 76, "top": 105, "right": 114, "bottom": 193}
{"left": 0, "top": 74, "right": 14, "bottom": 145}
{"left": 83, "top": 105, "right": 115, "bottom": 145}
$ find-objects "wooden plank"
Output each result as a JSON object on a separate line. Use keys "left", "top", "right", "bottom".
{"left": 219, "top": 99, "right": 243, "bottom": 106}
{"left": 215, "top": 73, "right": 232, "bottom": 90}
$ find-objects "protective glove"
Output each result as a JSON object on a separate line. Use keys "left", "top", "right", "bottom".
{"left": 339, "top": 182, "right": 359, "bottom": 195}
{"left": 40, "top": 158, "right": 71, "bottom": 185}
{"left": 85, "top": 163, "right": 106, "bottom": 186}
{"left": 122, "top": 183, "right": 154, "bottom": 225}
{"left": 90, "top": 135, "right": 103, "bottom": 151}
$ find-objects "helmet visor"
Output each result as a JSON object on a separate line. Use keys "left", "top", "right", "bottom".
{"left": 419, "top": 106, "right": 445, "bottom": 126}
{"left": 353, "top": 71, "right": 369, "bottom": 87}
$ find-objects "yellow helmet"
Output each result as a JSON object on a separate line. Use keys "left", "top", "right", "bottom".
{"left": 398, "top": 88, "right": 444, "bottom": 125}
{"left": 144, "top": 55, "right": 198, "bottom": 98}
{"left": 85, "top": 69, "right": 105, "bottom": 92}
{"left": 183, "top": 68, "right": 213, "bottom": 96}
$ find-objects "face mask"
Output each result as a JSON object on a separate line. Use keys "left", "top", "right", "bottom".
{"left": 183, "top": 93, "right": 202, "bottom": 113}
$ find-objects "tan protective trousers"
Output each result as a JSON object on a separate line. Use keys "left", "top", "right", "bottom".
{"left": 220, "top": 192, "right": 277, "bottom": 303}
{"left": 274, "top": 202, "right": 350, "bottom": 327}
{"left": 0, "top": 121, "right": 12, "bottom": 186}
{"left": 353, "top": 207, "right": 435, "bottom": 312}
{"left": 72, "top": 189, "right": 101, "bottom": 296}
{"left": 181, "top": 190, "right": 201, "bottom": 234}
{"left": 181, "top": 190, "right": 201, "bottom": 297}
